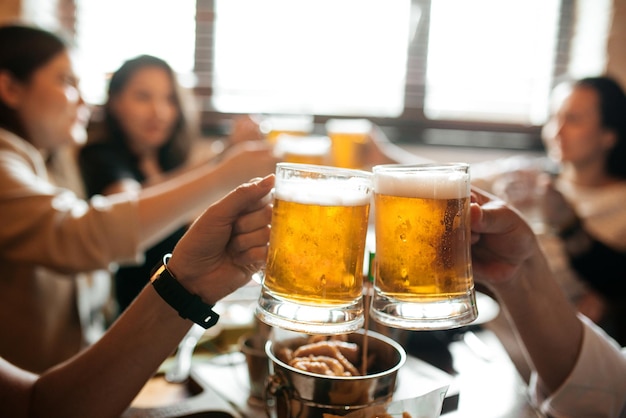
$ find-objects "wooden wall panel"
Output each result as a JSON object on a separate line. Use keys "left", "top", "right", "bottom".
{"left": 0, "top": 0, "right": 21, "bottom": 23}
{"left": 606, "top": 0, "right": 626, "bottom": 87}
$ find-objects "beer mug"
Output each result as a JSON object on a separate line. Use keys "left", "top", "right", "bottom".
{"left": 273, "top": 134, "right": 332, "bottom": 166}
{"left": 325, "top": 118, "right": 372, "bottom": 169}
{"left": 260, "top": 114, "right": 314, "bottom": 145}
{"left": 370, "top": 163, "right": 477, "bottom": 329}
{"left": 256, "top": 163, "right": 373, "bottom": 334}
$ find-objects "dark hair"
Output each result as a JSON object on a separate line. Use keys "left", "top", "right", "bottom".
{"left": 575, "top": 76, "right": 626, "bottom": 179}
{"left": 0, "top": 24, "right": 67, "bottom": 140}
{"left": 97, "top": 54, "right": 197, "bottom": 171}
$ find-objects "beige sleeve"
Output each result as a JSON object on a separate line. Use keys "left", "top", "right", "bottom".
{"left": 0, "top": 147, "right": 141, "bottom": 271}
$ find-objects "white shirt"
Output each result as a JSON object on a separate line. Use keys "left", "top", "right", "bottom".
{"left": 530, "top": 315, "right": 626, "bottom": 417}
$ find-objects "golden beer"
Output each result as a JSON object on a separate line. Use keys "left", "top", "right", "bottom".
{"left": 371, "top": 163, "right": 477, "bottom": 329}
{"left": 282, "top": 152, "right": 326, "bottom": 166}
{"left": 261, "top": 115, "right": 313, "bottom": 145}
{"left": 326, "top": 119, "right": 371, "bottom": 169}
{"left": 266, "top": 129, "right": 309, "bottom": 145}
{"left": 257, "top": 163, "right": 373, "bottom": 334}
{"left": 274, "top": 134, "right": 331, "bottom": 166}
{"left": 374, "top": 194, "right": 472, "bottom": 299}
{"left": 264, "top": 197, "right": 370, "bottom": 304}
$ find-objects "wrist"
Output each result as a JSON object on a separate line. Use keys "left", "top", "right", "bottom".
{"left": 165, "top": 254, "right": 186, "bottom": 284}
{"left": 150, "top": 254, "right": 220, "bottom": 329}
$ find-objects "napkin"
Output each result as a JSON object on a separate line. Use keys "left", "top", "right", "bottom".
{"left": 323, "top": 385, "right": 449, "bottom": 418}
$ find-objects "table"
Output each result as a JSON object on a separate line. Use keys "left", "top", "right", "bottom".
{"left": 442, "top": 329, "right": 542, "bottom": 418}
{"left": 122, "top": 325, "right": 543, "bottom": 418}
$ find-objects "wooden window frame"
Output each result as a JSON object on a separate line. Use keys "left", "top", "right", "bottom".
{"left": 54, "top": 0, "right": 574, "bottom": 149}
{"left": 194, "top": 0, "right": 575, "bottom": 149}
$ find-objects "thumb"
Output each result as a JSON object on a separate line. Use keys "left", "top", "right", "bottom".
{"left": 168, "top": 175, "right": 274, "bottom": 281}
{"left": 208, "top": 174, "right": 275, "bottom": 222}
{"left": 471, "top": 199, "right": 519, "bottom": 236}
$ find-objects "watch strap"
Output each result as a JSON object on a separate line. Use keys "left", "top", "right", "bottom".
{"left": 150, "top": 254, "right": 220, "bottom": 329}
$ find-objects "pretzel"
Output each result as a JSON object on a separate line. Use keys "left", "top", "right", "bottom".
{"left": 280, "top": 335, "right": 365, "bottom": 376}
{"left": 290, "top": 355, "right": 348, "bottom": 376}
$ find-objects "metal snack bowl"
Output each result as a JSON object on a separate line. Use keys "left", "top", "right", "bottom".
{"left": 264, "top": 328, "right": 406, "bottom": 418}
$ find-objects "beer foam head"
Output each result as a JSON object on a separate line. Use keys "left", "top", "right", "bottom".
{"left": 260, "top": 115, "right": 314, "bottom": 134}
{"left": 274, "top": 134, "right": 331, "bottom": 157}
{"left": 275, "top": 177, "right": 372, "bottom": 206}
{"left": 325, "top": 118, "right": 372, "bottom": 134}
{"left": 374, "top": 165, "right": 470, "bottom": 199}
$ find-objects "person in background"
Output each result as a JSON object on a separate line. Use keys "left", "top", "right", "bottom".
{"left": 350, "top": 77, "right": 626, "bottom": 381}
{"left": 0, "top": 174, "right": 274, "bottom": 418}
{"left": 79, "top": 55, "right": 277, "bottom": 314}
{"left": 470, "top": 187, "right": 626, "bottom": 417}
{"left": 0, "top": 23, "right": 276, "bottom": 373}
{"left": 539, "top": 76, "right": 626, "bottom": 344}
{"left": 472, "top": 75, "right": 626, "bottom": 348}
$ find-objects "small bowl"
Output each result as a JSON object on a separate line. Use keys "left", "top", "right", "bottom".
{"left": 265, "top": 329, "right": 406, "bottom": 418}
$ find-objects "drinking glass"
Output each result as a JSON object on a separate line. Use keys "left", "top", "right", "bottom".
{"left": 370, "top": 163, "right": 477, "bottom": 329}
{"left": 325, "top": 118, "right": 372, "bottom": 169}
{"left": 260, "top": 115, "right": 314, "bottom": 145}
{"left": 256, "top": 163, "right": 373, "bottom": 334}
{"left": 274, "top": 134, "right": 331, "bottom": 166}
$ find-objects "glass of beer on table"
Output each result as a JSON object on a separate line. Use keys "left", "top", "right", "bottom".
{"left": 256, "top": 162, "right": 373, "bottom": 334}
{"left": 260, "top": 114, "right": 314, "bottom": 145}
{"left": 370, "top": 163, "right": 477, "bottom": 329}
{"left": 325, "top": 118, "right": 372, "bottom": 169}
{"left": 273, "top": 134, "right": 332, "bottom": 166}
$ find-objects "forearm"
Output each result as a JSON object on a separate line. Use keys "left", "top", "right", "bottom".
{"left": 136, "top": 163, "right": 231, "bottom": 248}
{"left": 30, "top": 286, "right": 190, "bottom": 418}
{"left": 489, "top": 246, "right": 584, "bottom": 393}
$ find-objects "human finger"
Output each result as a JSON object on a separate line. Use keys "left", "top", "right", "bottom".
{"left": 208, "top": 174, "right": 275, "bottom": 224}
{"left": 470, "top": 185, "right": 498, "bottom": 206}
{"left": 232, "top": 244, "right": 269, "bottom": 274}
{"left": 232, "top": 203, "right": 272, "bottom": 235}
{"left": 168, "top": 175, "right": 273, "bottom": 281}
{"left": 471, "top": 199, "right": 520, "bottom": 236}
{"left": 229, "top": 223, "right": 271, "bottom": 256}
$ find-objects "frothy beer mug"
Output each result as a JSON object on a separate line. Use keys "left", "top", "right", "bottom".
{"left": 325, "top": 118, "right": 372, "bottom": 169}
{"left": 256, "top": 163, "right": 373, "bottom": 334}
{"left": 260, "top": 115, "right": 314, "bottom": 145}
{"left": 274, "top": 134, "right": 331, "bottom": 166}
{"left": 371, "top": 163, "right": 477, "bottom": 329}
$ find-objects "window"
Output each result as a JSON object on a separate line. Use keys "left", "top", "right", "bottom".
{"left": 73, "top": 0, "right": 196, "bottom": 104}
{"left": 66, "top": 0, "right": 611, "bottom": 145}
{"left": 425, "top": 0, "right": 560, "bottom": 125}
{"left": 202, "top": 0, "right": 608, "bottom": 132}
{"left": 211, "top": 0, "right": 413, "bottom": 117}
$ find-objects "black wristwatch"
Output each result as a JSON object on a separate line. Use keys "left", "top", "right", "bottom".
{"left": 150, "top": 254, "right": 220, "bottom": 329}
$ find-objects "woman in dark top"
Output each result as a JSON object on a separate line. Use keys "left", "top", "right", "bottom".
{"left": 79, "top": 55, "right": 277, "bottom": 313}
{"left": 79, "top": 56, "right": 191, "bottom": 312}
{"left": 540, "top": 76, "right": 626, "bottom": 344}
